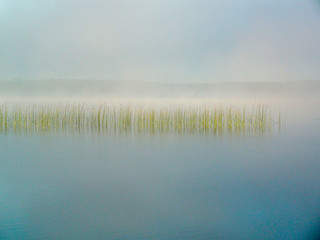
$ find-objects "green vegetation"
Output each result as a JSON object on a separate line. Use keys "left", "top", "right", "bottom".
{"left": 0, "top": 103, "right": 278, "bottom": 135}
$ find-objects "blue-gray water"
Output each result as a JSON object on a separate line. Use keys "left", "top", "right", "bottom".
{"left": 1, "top": 99, "right": 320, "bottom": 239}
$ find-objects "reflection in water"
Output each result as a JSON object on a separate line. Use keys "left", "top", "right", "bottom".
{"left": 1, "top": 99, "right": 318, "bottom": 240}
{"left": 0, "top": 103, "right": 279, "bottom": 135}
{"left": 1, "top": 133, "right": 320, "bottom": 239}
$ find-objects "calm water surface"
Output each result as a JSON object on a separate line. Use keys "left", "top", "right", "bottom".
{"left": 1, "top": 99, "right": 320, "bottom": 239}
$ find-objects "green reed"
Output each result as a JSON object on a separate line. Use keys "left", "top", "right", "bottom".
{"left": 0, "top": 103, "right": 278, "bottom": 135}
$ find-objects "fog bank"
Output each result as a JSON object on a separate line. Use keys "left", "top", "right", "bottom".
{"left": 1, "top": 80, "right": 320, "bottom": 99}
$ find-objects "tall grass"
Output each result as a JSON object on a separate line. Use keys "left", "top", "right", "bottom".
{"left": 0, "top": 103, "right": 278, "bottom": 135}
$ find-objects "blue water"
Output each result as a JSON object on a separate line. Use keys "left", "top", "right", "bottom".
{"left": 1, "top": 100, "right": 320, "bottom": 239}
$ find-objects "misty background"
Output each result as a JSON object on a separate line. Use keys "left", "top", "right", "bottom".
{"left": 1, "top": 0, "right": 320, "bottom": 84}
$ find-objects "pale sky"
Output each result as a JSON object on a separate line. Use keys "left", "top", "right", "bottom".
{"left": 1, "top": 0, "right": 320, "bottom": 82}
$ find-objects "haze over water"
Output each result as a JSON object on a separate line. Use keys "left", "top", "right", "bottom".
{"left": 1, "top": 0, "right": 320, "bottom": 239}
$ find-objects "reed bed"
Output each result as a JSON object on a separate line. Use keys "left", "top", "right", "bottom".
{"left": 0, "top": 103, "right": 278, "bottom": 135}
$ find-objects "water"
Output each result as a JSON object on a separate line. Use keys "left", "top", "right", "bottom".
{"left": 1, "top": 98, "right": 320, "bottom": 239}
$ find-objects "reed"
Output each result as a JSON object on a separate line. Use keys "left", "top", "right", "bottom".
{"left": 0, "top": 103, "right": 278, "bottom": 135}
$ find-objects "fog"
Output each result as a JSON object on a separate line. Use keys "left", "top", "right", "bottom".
{"left": 1, "top": 1, "right": 320, "bottom": 114}
{"left": 2, "top": 3, "right": 320, "bottom": 239}
{"left": 1, "top": 0, "right": 320, "bottom": 83}
{"left": 0, "top": 80, "right": 320, "bottom": 100}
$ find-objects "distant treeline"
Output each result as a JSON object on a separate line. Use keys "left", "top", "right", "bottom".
{"left": 0, "top": 80, "right": 319, "bottom": 98}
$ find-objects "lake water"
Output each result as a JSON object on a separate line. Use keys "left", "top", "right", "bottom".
{"left": 1, "top": 98, "right": 320, "bottom": 239}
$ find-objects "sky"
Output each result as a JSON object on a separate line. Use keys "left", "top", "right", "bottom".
{"left": 0, "top": 0, "right": 320, "bottom": 83}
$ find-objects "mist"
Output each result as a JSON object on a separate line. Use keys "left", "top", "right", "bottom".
{"left": 1, "top": 0, "right": 320, "bottom": 83}
{"left": 2, "top": 2, "right": 320, "bottom": 239}
{"left": 1, "top": 80, "right": 320, "bottom": 100}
